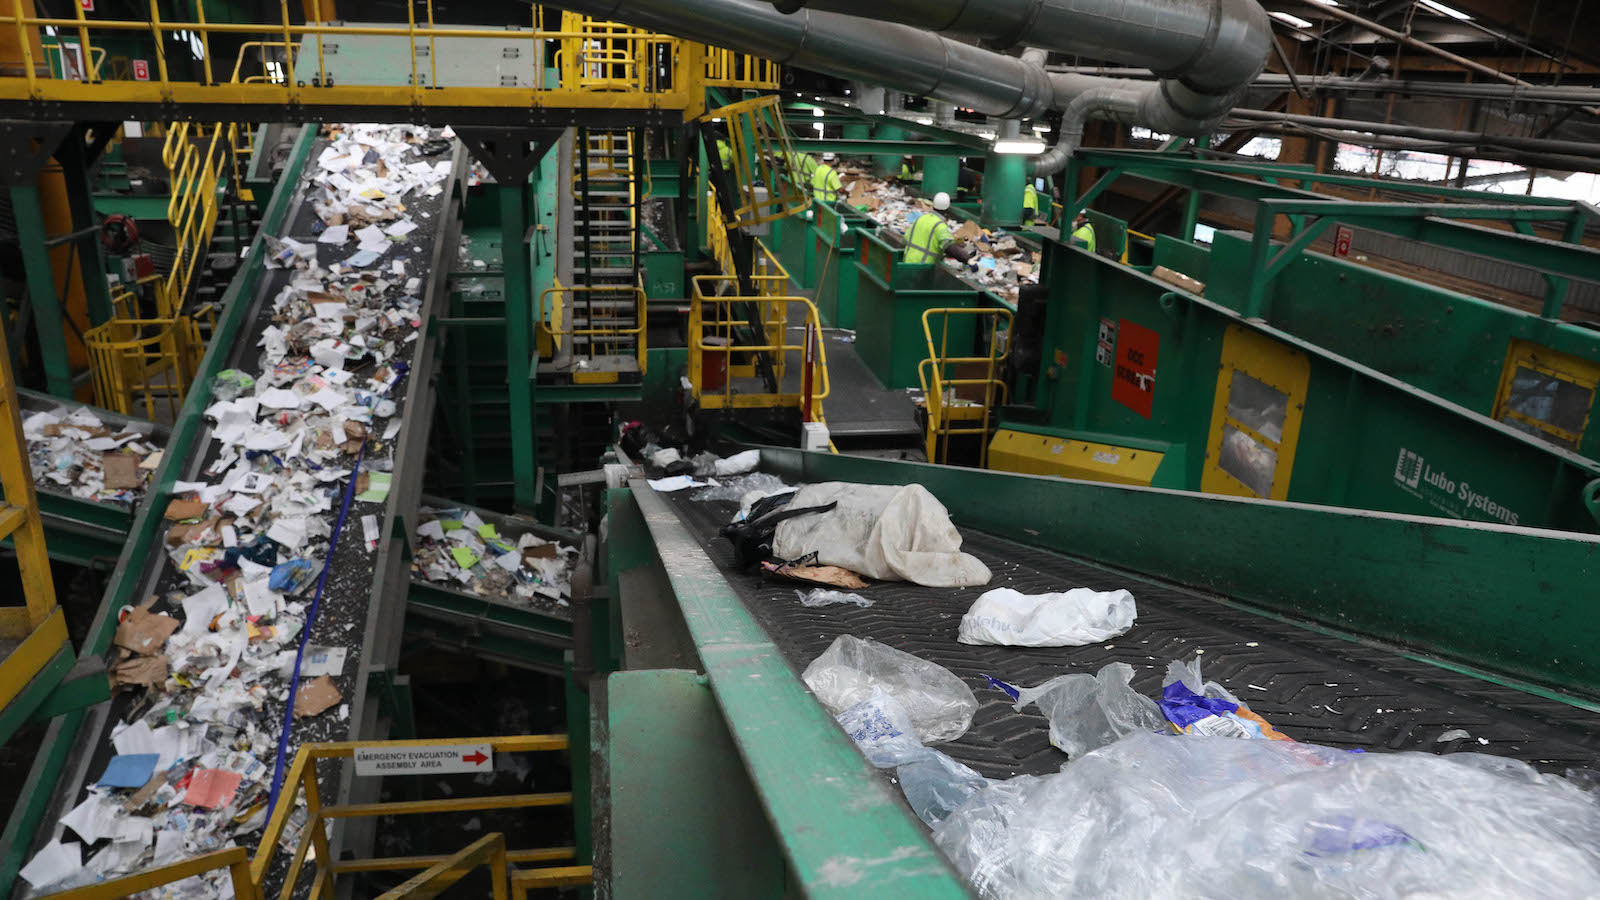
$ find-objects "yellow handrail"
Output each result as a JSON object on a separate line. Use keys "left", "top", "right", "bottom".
{"left": 374, "top": 833, "right": 509, "bottom": 900}
{"left": 37, "top": 847, "right": 260, "bottom": 900}
{"left": 918, "top": 307, "right": 1013, "bottom": 466}
{"left": 540, "top": 279, "right": 649, "bottom": 371}
{"left": 690, "top": 274, "right": 829, "bottom": 421}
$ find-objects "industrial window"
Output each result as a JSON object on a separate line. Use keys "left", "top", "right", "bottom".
{"left": 1203, "top": 325, "right": 1310, "bottom": 502}
{"left": 1492, "top": 341, "right": 1599, "bottom": 452}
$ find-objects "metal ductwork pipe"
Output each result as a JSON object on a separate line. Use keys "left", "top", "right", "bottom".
{"left": 540, "top": 0, "right": 1267, "bottom": 174}
{"left": 546, "top": 0, "right": 1054, "bottom": 119}
{"left": 759, "top": 0, "right": 1272, "bottom": 95}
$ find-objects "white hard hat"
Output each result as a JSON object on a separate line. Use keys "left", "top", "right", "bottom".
{"left": 933, "top": 192, "right": 951, "bottom": 211}
{"left": 822, "top": 152, "right": 837, "bottom": 161}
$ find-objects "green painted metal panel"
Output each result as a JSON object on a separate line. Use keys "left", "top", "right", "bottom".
{"left": 981, "top": 152, "right": 1026, "bottom": 228}
{"left": 853, "top": 231, "right": 980, "bottom": 389}
{"left": 758, "top": 447, "right": 1600, "bottom": 701}
{"left": 1031, "top": 241, "right": 1600, "bottom": 532}
{"left": 607, "top": 669, "right": 788, "bottom": 899}
{"left": 921, "top": 156, "right": 959, "bottom": 199}
{"left": 1151, "top": 234, "right": 1211, "bottom": 283}
{"left": 640, "top": 248, "right": 684, "bottom": 299}
{"left": 620, "top": 486, "right": 969, "bottom": 897}
{"left": 92, "top": 194, "right": 174, "bottom": 221}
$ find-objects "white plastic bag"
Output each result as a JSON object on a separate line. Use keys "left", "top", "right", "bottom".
{"left": 803, "top": 635, "right": 978, "bottom": 743}
{"left": 713, "top": 448, "right": 761, "bottom": 476}
{"left": 1011, "top": 662, "right": 1165, "bottom": 758}
{"left": 772, "top": 482, "right": 991, "bottom": 587}
{"left": 795, "top": 588, "right": 874, "bottom": 608}
{"left": 934, "top": 730, "right": 1600, "bottom": 900}
{"left": 958, "top": 587, "right": 1136, "bottom": 647}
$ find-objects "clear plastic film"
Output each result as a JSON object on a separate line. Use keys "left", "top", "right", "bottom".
{"left": 934, "top": 730, "right": 1600, "bottom": 900}
{"left": 804, "top": 635, "right": 978, "bottom": 743}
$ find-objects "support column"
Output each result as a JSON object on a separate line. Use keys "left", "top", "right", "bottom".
{"left": 922, "top": 156, "right": 958, "bottom": 199}
{"left": 10, "top": 184, "right": 73, "bottom": 397}
{"left": 870, "top": 122, "right": 906, "bottom": 177}
{"left": 57, "top": 130, "right": 112, "bottom": 326}
{"left": 981, "top": 153, "right": 1026, "bottom": 228}
{"left": 1181, "top": 136, "right": 1209, "bottom": 242}
{"left": 503, "top": 182, "right": 537, "bottom": 512}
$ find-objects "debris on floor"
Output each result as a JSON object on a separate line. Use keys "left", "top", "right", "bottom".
{"left": 772, "top": 482, "right": 990, "bottom": 587}
{"left": 410, "top": 506, "right": 577, "bottom": 613}
{"left": 22, "top": 405, "right": 161, "bottom": 504}
{"left": 794, "top": 588, "right": 874, "bottom": 609}
{"left": 20, "top": 123, "right": 453, "bottom": 895}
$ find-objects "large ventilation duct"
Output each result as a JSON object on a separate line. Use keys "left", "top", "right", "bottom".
{"left": 541, "top": 0, "right": 1269, "bottom": 174}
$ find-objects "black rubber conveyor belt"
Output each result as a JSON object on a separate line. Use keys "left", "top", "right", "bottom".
{"left": 664, "top": 492, "right": 1600, "bottom": 779}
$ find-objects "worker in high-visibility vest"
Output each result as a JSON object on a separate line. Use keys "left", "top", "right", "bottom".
{"left": 904, "top": 192, "right": 972, "bottom": 265}
{"left": 1022, "top": 180, "right": 1042, "bottom": 224}
{"left": 811, "top": 152, "right": 842, "bottom": 206}
{"left": 898, "top": 155, "right": 916, "bottom": 181}
{"left": 1070, "top": 210, "right": 1098, "bottom": 252}
{"left": 716, "top": 138, "right": 734, "bottom": 171}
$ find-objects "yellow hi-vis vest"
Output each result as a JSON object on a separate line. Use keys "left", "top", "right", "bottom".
{"left": 905, "top": 212, "right": 952, "bottom": 265}
{"left": 811, "top": 163, "right": 841, "bottom": 205}
{"left": 1071, "top": 222, "right": 1097, "bottom": 253}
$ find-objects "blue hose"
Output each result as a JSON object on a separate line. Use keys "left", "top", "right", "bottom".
{"left": 266, "top": 437, "right": 367, "bottom": 816}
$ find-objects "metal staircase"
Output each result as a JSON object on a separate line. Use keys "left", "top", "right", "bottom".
{"left": 556, "top": 126, "right": 645, "bottom": 384}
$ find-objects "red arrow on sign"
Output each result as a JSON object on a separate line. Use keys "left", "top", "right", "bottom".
{"left": 461, "top": 751, "right": 488, "bottom": 765}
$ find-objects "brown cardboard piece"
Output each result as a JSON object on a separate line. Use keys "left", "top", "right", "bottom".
{"left": 164, "top": 498, "right": 207, "bottom": 521}
{"left": 952, "top": 220, "right": 983, "bottom": 243}
{"left": 522, "top": 543, "right": 559, "bottom": 561}
{"left": 113, "top": 609, "right": 180, "bottom": 656}
{"left": 294, "top": 675, "right": 343, "bottom": 717}
{"left": 1152, "top": 265, "right": 1205, "bottom": 296}
{"left": 101, "top": 452, "right": 141, "bottom": 490}
{"left": 111, "top": 654, "right": 169, "bottom": 689}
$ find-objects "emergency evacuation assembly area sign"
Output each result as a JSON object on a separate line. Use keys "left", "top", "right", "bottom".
{"left": 353, "top": 743, "right": 494, "bottom": 776}
{"left": 1111, "top": 318, "right": 1159, "bottom": 418}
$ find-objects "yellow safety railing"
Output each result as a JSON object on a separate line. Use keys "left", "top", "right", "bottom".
{"left": 83, "top": 315, "right": 206, "bottom": 420}
{"left": 161, "top": 121, "right": 228, "bottom": 316}
{"left": 704, "top": 46, "right": 781, "bottom": 89}
{"left": 918, "top": 307, "right": 1012, "bottom": 466}
{"left": 690, "top": 274, "right": 828, "bottom": 421}
{"left": 540, "top": 278, "right": 649, "bottom": 376}
{"left": 704, "top": 94, "right": 810, "bottom": 227}
{"left": 0, "top": 3, "right": 713, "bottom": 120}
{"left": 0, "top": 325, "right": 66, "bottom": 724}
{"left": 39, "top": 736, "right": 588, "bottom": 900}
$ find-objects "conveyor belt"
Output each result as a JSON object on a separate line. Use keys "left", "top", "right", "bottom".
{"left": 19, "top": 130, "right": 464, "bottom": 894}
{"left": 665, "top": 491, "right": 1600, "bottom": 779}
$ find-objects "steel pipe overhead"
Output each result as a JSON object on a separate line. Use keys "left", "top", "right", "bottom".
{"left": 763, "top": 0, "right": 1272, "bottom": 96}
{"left": 542, "top": 0, "right": 1272, "bottom": 174}
{"left": 1226, "top": 109, "right": 1600, "bottom": 159}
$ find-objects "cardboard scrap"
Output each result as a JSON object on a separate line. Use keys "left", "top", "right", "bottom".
{"left": 293, "top": 675, "right": 343, "bottom": 717}
{"left": 762, "top": 561, "right": 870, "bottom": 589}
{"left": 1152, "top": 265, "right": 1205, "bottom": 296}
{"left": 164, "top": 498, "right": 207, "bottom": 521}
{"left": 101, "top": 452, "right": 141, "bottom": 490}
{"left": 111, "top": 654, "right": 169, "bottom": 689}
{"left": 113, "top": 609, "right": 180, "bottom": 655}
{"left": 952, "top": 220, "right": 983, "bottom": 242}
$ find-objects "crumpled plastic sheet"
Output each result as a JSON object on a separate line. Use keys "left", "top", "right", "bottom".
{"left": 693, "top": 471, "right": 792, "bottom": 503}
{"left": 933, "top": 729, "right": 1600, "bottom": 900}
{"left": 835, "top": 688, "right": 990, "bottom": 826}
{"left": 803, "top": 635, "right": 978, "bottom": 744}
{"left": 1009, "top": 661, "right": 1166, "bottom": 758}
{"left": 794, "top": 588, "right": 874, "bottom": 608}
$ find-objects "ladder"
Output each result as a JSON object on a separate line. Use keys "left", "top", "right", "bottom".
{"left": 568, "top": 126, "right": 643, "bottom": 379}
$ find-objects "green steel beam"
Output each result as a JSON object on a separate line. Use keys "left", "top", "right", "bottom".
{"left": 789, "top": 139, "right": 972, "bottom": 157}
{"left": 1077, "top": 148, "right": 1575, "bottom": 206}
{"left": 531, "top": 382, "right": 643, "bottom": 404}
{"left": 9, "top": 184, "right": 74, "bottom": 397}
{"left": 503, "top": 181, "right": 537, "bottom": 513}
{"left": 1181, "top": 137, "right": 1210, "bottom": 242}
{"left": 92, "top": 194, "right": 173, "bottom": 220}
{"left": 982, "top": 152, "right": 1027, "bottom": 227}
{"left": 785, "top": 97, "right": 990, "bottom": 150}
{"left": 622, "top": 484, "right": 969, "bottom": 898}
{"left": 58, "top": 128, "right": 114, "bottom": 327}
{"left": 406, "top": 579, "right": 574, "bottom": 645}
